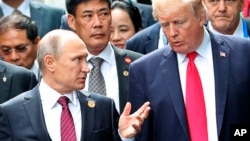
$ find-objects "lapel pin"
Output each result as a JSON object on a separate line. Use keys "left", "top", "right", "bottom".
{"left": 2, "top": 76, "right": 7, "bottom": 82}
{"left": 220, "top": 51, "right": 226, "bottom": 57}
{"left": 88, "top": 99, "right": 96, "bottom": 108}
{"left": 123, "top": 71, "right": 129, "bottom": 76}
{"left": 124, "top": 57, "right": 132, "bottom": 64}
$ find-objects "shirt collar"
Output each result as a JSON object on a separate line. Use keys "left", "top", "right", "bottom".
{"left": 39, "top": 79, "right": 78, "bottom": 110}
{"left": 87, "top": 42, "right": 114, "bottom": 65}
{"left": 177, "top": 27, "right": 211, "bottom": 65}
{"left": 0, "top": 0, "right": 30, "bottom": 17}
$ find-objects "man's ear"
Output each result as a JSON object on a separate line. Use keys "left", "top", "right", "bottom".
{"left": 67, "top": 14, "right": 76, "bottom": 31}
{"left": 44, "top": 55, "right": 56, "bottom": 72}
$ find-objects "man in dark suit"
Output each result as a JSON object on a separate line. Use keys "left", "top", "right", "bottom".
{"left": 128, "top": 0, "right": 250, "bottom": 141}
{"left": 0, "top": 60, "right": 37, "bottom": 104}
{"left": 0, "top": 0, "right": 65, "bottom": 37}
{"left": 66, "top": 0, "right": 143, "bottom": 113}
{"left": 0, "top": 29, "right": 150, "bottom": 141}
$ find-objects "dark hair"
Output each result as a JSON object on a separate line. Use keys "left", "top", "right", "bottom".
{"left": 111, "top": 1, "right": 142, "bottom": 32}
{"left": 66, "top": 0, "right": 112, "bottom": 16}
{"left": 0, "top": 10, "right": 38, "bottom": 43}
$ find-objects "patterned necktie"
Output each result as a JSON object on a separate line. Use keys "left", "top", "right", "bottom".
{"left": 185, "top": 52, "right": 208, "bottom": 141}
{"left": 58, "top": 96, "right": 77, "bottom": 141}
{"left": 88, "top": 57, "right": 106, "bottom": 95}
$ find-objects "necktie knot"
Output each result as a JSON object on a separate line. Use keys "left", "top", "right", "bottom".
{"left": 58, "top": 96, "right": 69, "bottom": 107}
{"left": 89, "top": 57, "right": 104, "bottom": 68}
{"left": 187, "top": 52, "right": 197, "bottom": 62}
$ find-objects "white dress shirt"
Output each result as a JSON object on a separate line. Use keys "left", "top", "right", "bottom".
{"left": 81, "top": 43, "right": 120, "bottom": 113}
{"left": 39, "top": 79, "right": 82, "bottom": 141}
{"left": 0, "top": 0, "right": 30, "bottom": 17}
{"left": 177, "top": 28, "right": 218, "bottom": 141}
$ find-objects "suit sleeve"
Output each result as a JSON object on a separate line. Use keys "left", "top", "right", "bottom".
{"left": 0, "top": 106, "right": 11, "bottom": 141}
{"left": 128, "top": 64, "right": 152, "bottom": 141}
{"left": 28, "top": 72, "right": 38, "bottom": 89}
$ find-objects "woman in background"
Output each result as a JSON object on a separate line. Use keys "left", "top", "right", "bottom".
{"left": 110, "top": 1, "right": 142, "bottom": 49}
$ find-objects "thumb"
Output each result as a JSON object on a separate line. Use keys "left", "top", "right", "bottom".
{"left": 121, "top": 102, "right": 131, "bottom": 117}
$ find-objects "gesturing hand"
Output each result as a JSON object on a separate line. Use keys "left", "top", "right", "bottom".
{"left": 118, "top": 102, "right": 150, "bottom": 139}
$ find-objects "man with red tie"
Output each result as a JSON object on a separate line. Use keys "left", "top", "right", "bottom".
{"left": 127, "top": 0, "right": 250, "bottom": 141}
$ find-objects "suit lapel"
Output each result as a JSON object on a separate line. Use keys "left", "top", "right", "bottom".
{"left": 145, "top": 23, "right": 161, "bottom": 53}
{"left": 0, "top": 63, "right": 12, "bottom": 103}
{"left": 112, "top": 46, "right": 128, "bottom": 113}
{"left": 210, "top": 33, "right": 230, "bottom": 136}
{"left": 23, "top": 86, "right": 51, "bottom": 141}
{"left": 77, "top": 91, "right": 95, "bottom": 141}
{"left": 160, "top": 48, "right": 190, "bottom": 140}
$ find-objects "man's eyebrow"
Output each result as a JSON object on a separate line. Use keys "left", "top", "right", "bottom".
{"left": 82, "top": 7, "right": 109, "bottom": 13}
{"left": 0, "top": 44, "right": 29, "bottom": 48}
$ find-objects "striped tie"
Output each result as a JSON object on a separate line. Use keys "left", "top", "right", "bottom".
{"left": 58, "top": 96, "right": 76, "bottom": 141}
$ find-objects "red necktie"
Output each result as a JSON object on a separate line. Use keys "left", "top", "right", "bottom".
{"left": 186, "top": 52, "right": 208, "bottom": 141}
{"left": 58, "top": 96, "right": 77, "bottom": 141}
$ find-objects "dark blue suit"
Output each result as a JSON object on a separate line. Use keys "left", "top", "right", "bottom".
{"left": 0, "top": 86, "right": 121, "bottom": 141}
{"left": 126, "top": 23, "right": 160, "bottom": 54}
{"left": 128, "top": 31, "right": 250, "bottom": 141}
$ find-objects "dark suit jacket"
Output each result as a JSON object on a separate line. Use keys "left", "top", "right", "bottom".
{"left": 130, "top": 1, "right": 156, "bottom": 29}
{"left": 128, "top": 31, "right": 250, "bottom": 141}
{"left": 0, "top": 61, "right": 37, "bottom": 104}
{"left": 112, "top": 46, "right": 143, "bottom": 112}
{"left": 0, "top": 1, "right": 65, "bottom": 37}
{"left": 126, "top": 23, "right": 160, "bottom": 54}
{"left": 0, "top": 85, "right": 121, "bottom": 141}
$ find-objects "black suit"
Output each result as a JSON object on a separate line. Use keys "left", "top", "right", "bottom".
{"left": 0, "top": 85, "right": 121, "bottom": 141}
{"left": 0, "top": 61, "right": 37, "bottom": 104}
{"left": 112, "top": 46, "right": 143, "bottom": 112}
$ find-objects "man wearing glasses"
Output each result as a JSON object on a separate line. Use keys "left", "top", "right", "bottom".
{"left": 0, "top": 10, "right": 40, "bottom": 80}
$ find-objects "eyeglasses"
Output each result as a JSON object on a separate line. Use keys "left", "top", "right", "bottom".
{"left": 0, "top": 44, "right": 30, "bottom": 55}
